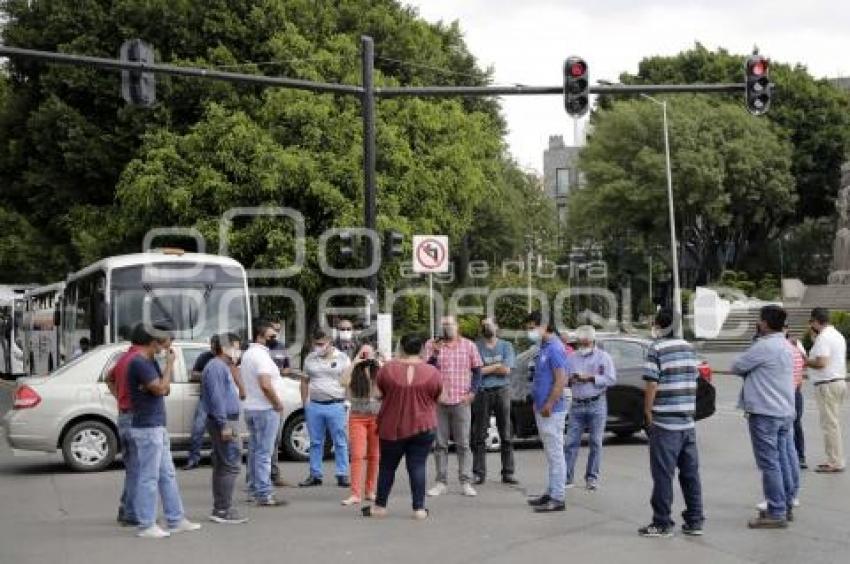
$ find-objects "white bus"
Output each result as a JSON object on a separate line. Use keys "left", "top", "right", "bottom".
{"left": 23, "top": 282, "right": 65, "bottom": 376}
{"left": 60, "top": 250, "right": 251, "bottom": 363}
{"left": 1, "top": 286, "right": 29, "bottom": 378}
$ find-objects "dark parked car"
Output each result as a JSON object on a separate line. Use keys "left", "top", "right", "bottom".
{"left": 483, "top": 335, "right": 714, "bottom": 450}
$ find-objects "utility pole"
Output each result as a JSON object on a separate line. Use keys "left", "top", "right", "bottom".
{"left": 361, "top": 36, "right": 377, "bottom": 324}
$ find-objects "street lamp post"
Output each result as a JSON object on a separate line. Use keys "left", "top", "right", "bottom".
{"left": 642, "top": 94, "right": 683, "bottom": 338}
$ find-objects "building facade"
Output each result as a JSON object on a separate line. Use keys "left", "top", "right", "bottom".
{"left": 542, "top": 135, "right": 582, "bottom": 226}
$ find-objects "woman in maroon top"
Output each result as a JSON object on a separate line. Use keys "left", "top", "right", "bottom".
{"left": 362, "top": 334, "right": 442, "bottom": 520}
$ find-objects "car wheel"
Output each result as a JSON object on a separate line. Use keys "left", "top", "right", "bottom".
{"left": 485, "top": 416, "right": 501, "bottom": 453}
{"left": 282, "top": 413, "right": 310, "bottom": 462}
{"left": 61, "top": 420, "right": 117, "bottom": 472}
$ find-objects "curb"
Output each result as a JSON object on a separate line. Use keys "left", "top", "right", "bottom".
{"left": 0, "top": 379, "right": 16, "bottom": 389}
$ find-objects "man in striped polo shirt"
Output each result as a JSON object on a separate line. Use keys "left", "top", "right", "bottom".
{"left": 639, "top": 308, "right": 704, "bottom": 538}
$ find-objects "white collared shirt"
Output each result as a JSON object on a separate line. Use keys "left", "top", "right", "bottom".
{"left": 809, "top": 326, "right": 847, "bottom": 383}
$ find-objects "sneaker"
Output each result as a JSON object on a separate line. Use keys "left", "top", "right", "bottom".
{"left": 533, "top": 499, "right": 566, "bottom": 513}
{"left": 748, "top": 515, "right": 788, "bottom": 529}
{"left": 527, "top": 494, "right": 551, "bottom": 507}
{"left": 756, "top": 498, "right": 799, "bottom": 511}
{"left": 137, "top": 524, "right": 171, "bottom": 539}
{"left": 461, "top": 482, "right": 478, "bottom": 497}
{"left": 256, "top": 496, "right": 287, "bottom": 507}
{"left": 365, "top": 492, "right": 377, "bottom": 502}
{"left": 681, "top": 523, "right": 703, "bottom": 536}
{"left": 799, "top": 459, "right": 808, "bottom": 470}
{"left": 299, "top": 476, "right": 323, "bottom": 487}
{"left": 168, "top": 519, "right": 202, "bottom": 534}
{"left": 586, "top": 481, "right": 598, "bottom": 491}
{"left": 564, "top": 481, "right": 576, "bottom": 489}
{"left": 337, "top": 476, "right": 351, "bottom": 488}
{"left": 427, "top": 482, "right": 448, "bottom": 497}
{"left": 273, "top": 477, "right": 294, "bottom": 488}
{"left": 638, "top": 524, "right": 673, "bottom": 538}
{"left": 182, "top": 460, "right": 200, "bottom": 471}
{"left": 209, "top": 510, "right": 248, "bottom": 525}
{"left": 502, "top": 476, "right": 519, "bottom": 485}
{"left": 341, "top": 496, "right": 362, "bottom": 506}
{"left": 793, "top": 497, "right": 800, "bottom": 508}
{"left": 473, "top": 475, "right": 485, "bottom": 486}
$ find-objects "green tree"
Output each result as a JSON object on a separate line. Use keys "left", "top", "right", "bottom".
{"left": 619, "top": 43, "right": 850, "bottom": 221}
{"left": 0, "top": 0, "right": 516, "bottom": 292}
{"left": 571, "top": 96, "right": 796, "bottom": 284}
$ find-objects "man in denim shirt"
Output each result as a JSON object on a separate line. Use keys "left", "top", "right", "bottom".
{"left": 732, "top": 305, "right": 795, "bottom": 529}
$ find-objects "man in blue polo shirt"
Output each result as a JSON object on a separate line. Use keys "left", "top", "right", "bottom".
{"left": 524, "top": 311, "right": 571, "bottom": 513}
{"left": 640, "top": 309, "right": 704, "bottom": 538}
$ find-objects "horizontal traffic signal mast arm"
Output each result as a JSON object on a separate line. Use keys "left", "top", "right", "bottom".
{"left": 0, "top": 45, "right": 364, "bottom": 96}
{"left": 0, "top": 45, "right": 744, "bottom": 98}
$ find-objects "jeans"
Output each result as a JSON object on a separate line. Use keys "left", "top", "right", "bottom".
{"left": 815, "top": 380, "right": 847, "bottom": 468}
{"left": 207, "top": 420, "right": 241, "bottom": 514}
{"left": 130, "top": 426, "right": 185, "bottom": 529}
{"left": 244, "top": 409, "right": 280, "bottom": 500}
{"left": 305, "top": 401, "right": 349, "bottom": 479}
{"left": 471, "top": 386, "right": 515, "bottom": 479}
{"left": 564, "top": 396, "right": 607, "bottom": 484}
{"left": 270, "top": 412, "right": 284, "bottom": 481}
{"left": 648, "top": 425, "right": 704, "bottom": 528}
{"left": 117, "top": 413, "right": 138, "bottom": 522}
{"left": 376, "top": 431, "right": 435, "bottom": 511}
{"left": 187, "top": 401, "right": 208, "bottom": 465}
{"left": 349, "top": 414, "right": 380, "bottom": 498}
{"left": 535, "top": 409, "right": 568, "bottom": 503}
{"left": 793, "top": 387, "right": 805, "bottom": 463}
{"left": 748, "top": 414, "right": 794, "bottom": 519}
{"left": 435, "top": 403, "right": 473, "bottom": 484}
{"left": 783, "top": 421, "right": 800, "bottom": 500}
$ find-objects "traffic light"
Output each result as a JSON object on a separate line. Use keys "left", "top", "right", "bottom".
{"left": 563, "top": 56, "right": 589, "bottom": 117}
{"left": 120, "top": 39, "right": 156, "bottom": 107}
{"left": 339, "top": 231, "right": 354, "bottom": 260}
{"left": 745, "top": 54, "right": 772, "bottom": 116}
{"left": 383, "top": 230, "right": 403, "bottom": 260}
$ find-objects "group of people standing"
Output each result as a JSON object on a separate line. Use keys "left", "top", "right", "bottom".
{"left": 106, "top": 304, "right": 846, "bottom": 538}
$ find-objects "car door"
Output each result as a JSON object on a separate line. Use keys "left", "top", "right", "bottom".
{"left": 179, "top": 345, "right": 208, "bottom": 440}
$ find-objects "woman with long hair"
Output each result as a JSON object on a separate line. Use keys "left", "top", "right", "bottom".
{"left": 341, "top": 343, "right": 382, "bottom": 506}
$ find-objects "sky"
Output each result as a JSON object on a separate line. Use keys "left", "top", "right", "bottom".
{"left": 407, "top": 0, "right": 850, "bottom": 174}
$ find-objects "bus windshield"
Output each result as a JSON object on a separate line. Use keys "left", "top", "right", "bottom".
{"left": 110, "top": 264, "right": 249, "bottom": 343}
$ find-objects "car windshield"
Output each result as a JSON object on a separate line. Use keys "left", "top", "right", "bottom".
{"left": 110, "top": 264, "right": 249, "bottom": 344}
{"left": 599, "top": 340, "right": 647, "bottom": 370}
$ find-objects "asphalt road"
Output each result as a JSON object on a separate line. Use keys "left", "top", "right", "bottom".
{"left": 1, "top": 375, "right": 849, "bottom": 564}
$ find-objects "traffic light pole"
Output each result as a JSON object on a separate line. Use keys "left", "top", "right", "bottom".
{"left": 361, "top": 37, "right": 378, "bottom": 323}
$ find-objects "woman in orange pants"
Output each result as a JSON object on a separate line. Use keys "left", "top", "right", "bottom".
{"left": 342, "top": 344, "right": 382, "bottom": 506}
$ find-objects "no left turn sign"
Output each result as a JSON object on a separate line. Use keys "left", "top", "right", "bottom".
{"left": 412, "top": 235, "right": 449, "bottom": 273}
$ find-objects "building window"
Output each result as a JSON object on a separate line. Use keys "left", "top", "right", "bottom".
{"left": 555, "top": 168, "right": 570, "bottom": 197}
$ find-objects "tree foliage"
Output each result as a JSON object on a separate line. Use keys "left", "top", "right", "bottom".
{"left": 0, "top": 0, "right": 523, "bottom": 309}
{"left": 619, "top": 43, "right": 850, "bottom": 221}
{"left": 571, "top": 96, "right": 796, "bottom": 284}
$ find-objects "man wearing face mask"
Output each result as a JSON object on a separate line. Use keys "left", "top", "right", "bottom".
{"left": 299, "top": 328, "right": 353, "bottom": 488}
{"left": 424, "top": 316, "right": 484, "bottom": 498}
{"left": 524, "top": 311, "right": 571, "bottom": 513}
{"left": 563, "top": 325, "right": 616, "bottom": 491}
{"left": 472, "top": 318, "right": 518, "bottom": 486}
{"left": 334, "top": 318, "right": 359, "bottom": 360}
{"left": 128, "top": 323, "right": 201, "bottom": 539}
{"left": 201, "top": 333, "right": 248, "bottom": 524}
{"left": 241, "top": 321, "right": 286, "bottom": 506}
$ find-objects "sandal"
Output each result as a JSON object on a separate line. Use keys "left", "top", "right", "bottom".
{"left": 815, "top": 465, "right": 845, "bottom": 473}
{"left": 341, "top": 496, "right": 362, "bottom": 506}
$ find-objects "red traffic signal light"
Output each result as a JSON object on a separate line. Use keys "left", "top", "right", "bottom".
{"left": 563, "top": 56, "right": 589, "bottom": 118}
{"left": 745, "top": 54, "right": 772, "bottom": 116}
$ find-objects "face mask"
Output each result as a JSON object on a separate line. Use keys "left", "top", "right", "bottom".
{"left": 578, "top": 347, "right": 593, "bottom": 356}
{"left": 154, "top": 350, "right": 167, "bottom": 363}
{"left": 442, "top": 327, "right": 457, "bottom": 339}
{"left": 527, "top": 329, "right": 541, "bottom": 343}
{"left": 482, "top": 327, "right": 495, "bottom": 339}
{"left": 314, "top": 344, "right": 329, "bottom": 356}
{"left": 338, "top": 330, "right": 353, "bottom": 341}
{"left": 223, "top": 347, "right": 240, "bottom": 362}
{"left": 265, "top": 337, "right": 278, "bottom": 349}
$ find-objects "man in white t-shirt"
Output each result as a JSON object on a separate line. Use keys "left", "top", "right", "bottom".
{"left": 807, "top": 308, "right": 848, "bottom": 472}
{"left": 241, "top": 321, "right": 286, "bottom": 505}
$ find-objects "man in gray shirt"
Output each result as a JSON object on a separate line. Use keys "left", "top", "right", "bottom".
{"left": 299, "top": 328, "right": 352, "bottom": 488}
{"left": 732, "top": 305, "right": 796, "bottom": 529}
